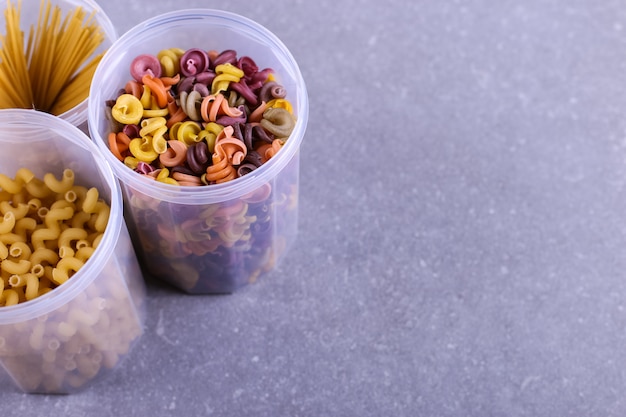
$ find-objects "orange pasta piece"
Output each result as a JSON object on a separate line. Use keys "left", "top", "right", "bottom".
{"left": 172, "top": 172, "right": 202, "bottom": 186}
{"left": 108, "top": 132, "right": 131, "bottom": 161}
{"left": 214, "top": 125, "right": 247, "bottom": 165}
{"left": 166, "top": 99, "right": 188, "bottom": 128}
{"left": 255, "top": 139, "right": 283, "bottom": 164}
{"left": 248, "top": 101, "right": 268, "bottom": 123}
{"left": 205, "top": 151, "right": 236, "bottom": 184}
{"left": 200, "top": 93, "right": 243, "bottom": 123}
{"left": 159, "top": 140, "right": 187, "bottom": 167}
{"left": 160, "top": 74, "right": 180, "bottom": 88}
{"left": 141, "top": 74, "right": 169, "bottom": 108}
{"left": 124, "top": 81, "right": 143, "bottom": 99}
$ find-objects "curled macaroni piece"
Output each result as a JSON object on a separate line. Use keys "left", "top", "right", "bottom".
{"left": 178, "top": 90, "right": 203, "bottom": 121}
{"left": 129, "top": 137, "right": 159, "bottom": 163}
{"left": 259, "top": 81, "right": 287, "bottom": 103}
{"left": 159, "top": 140, "right": 188, "bottom": 167}
{"left": 171, "top": 121, "right": 202, "bottom": 145}
{"left": 108, "top": 132, "right": 131, "bottom": 161}
{"left": 180, "top": 48, "right": 210, "bottom": 77}
{"left": 256, "top": 139, "right": 284, "bottom": 164}
{"left": 43, "top": 169, "right": 75, "bottom": 194}
{"left": 214, "top": 126, "right": 247, "bottom": 165}
{"left": 130, "top": 53, "right": 162, "bottom": 82}
{"left": 157, "top": 47, "right": 185, "bottom": 77}
{"left": 141, "top": 74, "right": 169, "bottom": 108}
{"left": 211, "top": 63, "right": 244, "bottom": 94}
{"left": 260, "top": 107, "right": 296, "bottom": 138}
{"left": 124, "top": 80, "right": 143, "bottom": 99}
{"left": 204, "top": 151, "right": 236, "bottom": 184}
{"left": 52, "top": 257, "right": 84, "bottom": 285}
{"left": 200, "top": 93, "right": 244, "bottom": 123}
{"left": 111, "top": 94, "right": 144, "bottom": 125}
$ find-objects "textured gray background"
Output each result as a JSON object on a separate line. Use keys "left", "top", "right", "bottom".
{"left": 3, "top": 0, "right": 626, "bottom": 415}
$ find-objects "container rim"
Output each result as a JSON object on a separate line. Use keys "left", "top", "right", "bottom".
{"left": 88, "top": 8, "right": 309, "bottom": 205}
{"left": 0, "top": 109, "right": 123, "bottom": 324}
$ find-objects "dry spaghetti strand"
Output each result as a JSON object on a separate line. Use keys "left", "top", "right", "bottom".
{"left": 0, "top": 0, "right": 105, "bottom": 114}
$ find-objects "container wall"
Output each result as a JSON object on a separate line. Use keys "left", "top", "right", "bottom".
{"left": 123, "top": 151, "right": 300, "bottom": 293}
{"left": 0, "top": 110, "right": 145, "bottom": 393}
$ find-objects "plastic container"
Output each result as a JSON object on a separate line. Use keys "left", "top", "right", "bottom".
{"left": 0, "top": 0, "right": 117, "bottom": 133}
{"left": 88, "top": 10, "right": 308, "bottom": 293}
{"left": 0, "top": 109, "right": 145, "bottom": 394}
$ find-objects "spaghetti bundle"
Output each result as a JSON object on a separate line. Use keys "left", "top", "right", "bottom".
{"left": 0, "top": 0, "right": 105, "bottom": 115}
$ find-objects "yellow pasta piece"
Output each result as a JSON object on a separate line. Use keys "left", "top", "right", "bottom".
{"left": 30, "top": 247, "right": 59, "bottom": 266}
{"left": 14, "top": 217, "right": 37, "bottom": 240}
{"left": 0, "top": 288, "right": 19, "bottom": 306}
{"left": 51, "top": 256, "right": 84, "bottom": 285}
{"left": 0, "top": 211, "right": 15, "bottom": 234}
{"left": 1, "top": 258, "right": 31, "bottom": 275}
{"left": 0, "top": 168, "right": 111, "bottom": 307}
{"left": 58, "top": 227, "right": 89, "bottom": 249}
{"left": 43, "top": 169, "right": 75, "bottom": 194}
{"left": 0, "top": 175, "right": 24, "bottom": 194}
{"left": 0, "top": 241, "right": 8, "bottom": 259}
{"left": 24, "top": 177, "right": 53, "bottom": 199}
{"left": 0, "top": 201, "right": 29, "bottom": 219}
{"left": 24, "top": 272, "right": 40, "bottom": 300}
{"left": 8, "top": 241, "right": 31, "bottom": 260}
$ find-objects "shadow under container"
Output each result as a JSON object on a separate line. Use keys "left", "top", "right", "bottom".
{"left": 0, "top": 0, "right": 117, "bottom": 133}
{"left": 0, "top": 110, "right": 146, "bottom": 394}
{"left": 88, "top": 10, "right": 309, "bottom": 294}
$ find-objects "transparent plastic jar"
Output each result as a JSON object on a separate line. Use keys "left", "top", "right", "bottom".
{"left": 0, "top": 109, "right": 145, "bottom": 394}
{"left": 0, "top": 0, "right": 117, "bottom": 132}
{"left": 88, "top": 9, "right": 309, "bottom": 293}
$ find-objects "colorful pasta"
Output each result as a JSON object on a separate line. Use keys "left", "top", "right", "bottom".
{"left": 103, "top": 47, "right": 300, "bottom": 293}
{"left": 105, "top": 47, "right": 296, "bottom": 187}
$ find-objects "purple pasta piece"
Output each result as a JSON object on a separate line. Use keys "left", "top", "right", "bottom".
{"left": 250, "top": 68, "right": 274, "bottom": 85}
{"left": 244, "top": 150, "right": 263, "bottom": 167}
{"left": 231, "top": 123, "right": 244, "bottom": 141}
{"left": 195, "top": 71, "right": 215, "bottom": 85}
{"left": 212, "top": 49, "right": 237, "bottom": 67}
{"left": 229, "top": 81, "right": 258, "bottom": 106}
{"left": 178, "top": 76, "right": 195, "bottom": 94}
{"left": 252, "top": 125, "right": 274, "bottom": 144}
{"left": 259, "top": 81, "right": 287, "bottom": 103}
{"left": 180, "top": 48, "right": 210, "bottom": 77}
{"left": 135, "top": 162, "right": 155, "bottom": 175}
{"left": 171, "top": 165, "right": 197, "bottom": 176}
{"left": 237, "top": 56, "right": 258, "bottom": 78}
{"left": 216, "top": 106, "right": 247, "bottom": 125}
{"left": 193, "top": 83, "right": 210, "bottom": 97}
{"left": 123, "top": 124, "right": 140, "bottom": 138}
{"left": 130, "top": 54, "right": 162, "bottom": 82}
{"left": 243, "top": 123, "right": 254, "bottom": 150}
{"left": 237, "top": 163, "right": 257, "bottom": 177}
{"left": 186, "top": 142, "right": 210, "bottom": 174}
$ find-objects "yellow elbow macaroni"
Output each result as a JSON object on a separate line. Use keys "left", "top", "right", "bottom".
{"left": 0, "top": 167, "right": 145, "bottom": 393}
{"left": 0, "top": 168, "right": 111, "bottom": 307}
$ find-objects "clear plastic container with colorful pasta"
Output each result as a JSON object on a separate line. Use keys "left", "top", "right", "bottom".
{"left": 0, "top": 109, "right": 146, "bottom": 394}
{"left": 88, "top": 9, "right": 308, "bottom": 294}
{"left": 0, "top": 0, "right": 117, "bottom": 133}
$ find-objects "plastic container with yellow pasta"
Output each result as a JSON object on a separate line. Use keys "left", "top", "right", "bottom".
{"left": 0, "top": 109, "right": 146, "bottom": 394}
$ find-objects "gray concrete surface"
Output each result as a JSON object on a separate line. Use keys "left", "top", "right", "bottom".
{"left": 3, "top": 0, "right": 626, "bottom": 415}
